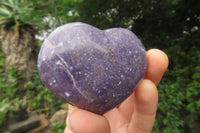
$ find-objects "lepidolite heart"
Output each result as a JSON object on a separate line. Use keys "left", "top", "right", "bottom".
{"left": 37, "top": 22, "right": 147, "bottom": 114}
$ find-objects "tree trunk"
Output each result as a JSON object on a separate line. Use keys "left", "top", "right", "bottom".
{"left": 1, "top": 24, "right": 38, "bottom": 93}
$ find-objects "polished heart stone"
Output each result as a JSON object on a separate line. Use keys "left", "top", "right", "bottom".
{"left": 37, "top": 22, "right": 147, "bottom": 114}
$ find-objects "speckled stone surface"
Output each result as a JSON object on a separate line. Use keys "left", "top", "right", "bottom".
{"left": 37, "top": 22, "right": 147, "bottom": 114}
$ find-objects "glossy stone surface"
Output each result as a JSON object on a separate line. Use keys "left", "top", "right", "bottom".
{"left": 37, "top": 22, "right": 147, "bottom": 114}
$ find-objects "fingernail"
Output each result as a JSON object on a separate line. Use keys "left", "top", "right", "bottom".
{"left": 66, "top": 105, "right": 77, "bottom": 132}
{"left": 66, "top": 114, "right": 75, "bottom": 133}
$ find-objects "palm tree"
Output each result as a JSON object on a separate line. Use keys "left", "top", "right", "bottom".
{"left": 0, "top": 0, "right": 38, "bottom": 92}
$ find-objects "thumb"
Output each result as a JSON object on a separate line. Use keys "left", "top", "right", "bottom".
{"left": 67, "top": 107, "right": 110, "bottom": 133}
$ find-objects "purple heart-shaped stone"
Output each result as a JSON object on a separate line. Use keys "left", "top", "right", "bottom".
{"left": 37, "top": 22, "right": 147, "bottom": 114}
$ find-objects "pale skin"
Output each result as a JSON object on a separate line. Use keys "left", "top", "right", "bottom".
{"left": 65, "top": 49, "right": 169, "bottom": 133}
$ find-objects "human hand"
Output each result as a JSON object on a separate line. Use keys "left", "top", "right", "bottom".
{"left": 65, "top": 49, "right": 169, "bottom": 133}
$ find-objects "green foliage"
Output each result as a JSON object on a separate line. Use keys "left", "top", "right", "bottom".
{"left": 0, "top": 0, "right": 52, "bottom": 29}
{"left": 0, "top": 50, "right": 18, "bottom": 127}
{"left": 0, "top": 99, "right": 10, "bottom": 126}
{"left": 24, "top": 70, "right": 64, "bottom": 111}
{"left": 154, "top": 47, "right": 200, "bottom": 133}
{"left": 0, "top": 48, "right": 64, "bottom": 129}
{"left": 52, "top": 122, "right": 66, "bottom": 133}
{"left": 0, "top": 0, "right": 32, "bottom": 26}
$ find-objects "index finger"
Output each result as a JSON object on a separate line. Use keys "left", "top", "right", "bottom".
{"left": 144, "top": 49, "right": 169, "bottom": 85}
{"left": 118, "top": 49, "right": 168, "bottom": 121}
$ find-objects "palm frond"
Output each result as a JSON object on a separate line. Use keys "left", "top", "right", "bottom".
{"left": 0, "top": 0, "right": 45, "bottom": 28}
{"left": 0, "top": 0, "right": 30, "bottom": 26}
{"left": 0, "top": 18, "right": 13, "bottom": 26}
{"left": 0, "top": 7, "right": 11, "bottom": 16}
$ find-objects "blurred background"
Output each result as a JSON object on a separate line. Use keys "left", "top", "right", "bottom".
{"left": 0, "top": 0, "right": 199, "bottom": 133}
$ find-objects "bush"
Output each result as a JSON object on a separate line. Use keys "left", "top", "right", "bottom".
{"left": 0, "top": 48, "right": 64, "bottom": 130}
{"left": 153, "top": 46, "right": 200, "bottom": 133}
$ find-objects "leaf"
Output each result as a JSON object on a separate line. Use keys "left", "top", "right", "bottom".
{"left": 0, "top": 7, "right": 11, "bottom": 16}
{"left": 0, "top": 18, "right": 13, "bottom": 25}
